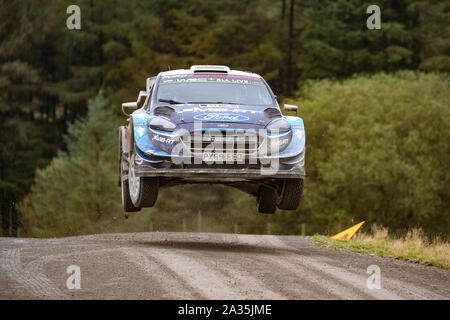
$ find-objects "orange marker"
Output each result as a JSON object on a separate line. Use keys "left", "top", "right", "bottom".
{"left": 331, "top": 221, "right": 365, "bottom": 240}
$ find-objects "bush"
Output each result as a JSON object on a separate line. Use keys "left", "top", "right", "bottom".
{"left": 19, "top": 95, "right": 151, "bottom": 236}
{"left": 19, "top": 72, "right": 450, "bottom": 238}
{"left": 288, "top": 71, "right": 450, "bottom": 237}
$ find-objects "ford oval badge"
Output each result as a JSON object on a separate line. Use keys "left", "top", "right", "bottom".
{"left": 193, "top": 113, "right": 250, "bottom": 122}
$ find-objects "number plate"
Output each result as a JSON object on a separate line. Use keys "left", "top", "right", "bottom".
{"left": 202, "top": 152, "right": 244, "bottom": 162}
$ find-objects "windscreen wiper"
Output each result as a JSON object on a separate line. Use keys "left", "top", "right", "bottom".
{"left": 187, "top": 101, "right": 240, "bottom": 104}
{"left": 158, "top": 98, "right": 185, "bottom": 104}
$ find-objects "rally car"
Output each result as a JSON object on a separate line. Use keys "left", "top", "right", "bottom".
{"left": 119, "top": 65, "right": 305, "bottom": 214}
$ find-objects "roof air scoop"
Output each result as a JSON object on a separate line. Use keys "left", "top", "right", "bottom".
{"left": 154, "top": 106, "right": 175, "bottom": 117}
{"left": 190, "top": 65, "right": 230, "bottom": 73}
{"left": 264, "top": 107, "right": 282, "bottom": 118}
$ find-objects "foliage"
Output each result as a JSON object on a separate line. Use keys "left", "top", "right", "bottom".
{"left": 19, "top": 95, "right": 126, "bottom": 236}
{"left": 300, "top": 0, "right": 450, "bottom": 79}
{"left": 288, "top": 71, "right": 450, "bottom": 237}
{"left": 311, "top": 225, "right": 450, "bottom": 270}
{"left": 19, "top": 72, "right": 450, "bottom": 238}
{"left": 1, "top": 0, "right": 449, "bottom": 237}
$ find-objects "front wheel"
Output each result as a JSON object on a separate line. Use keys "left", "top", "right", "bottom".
{"left": 121, "top": 178, "right": 141, "bottom": 213}
{"left": 120, "top": 129, "right": 140, "bottom": 213}
{"left": 257, "top": 185, "right": 277, "bottom": 214}
{"left": 128, "top": 153, "right": 159, "bottom": 208}
{"left": 277, "top": 178, "right": 304, "bottom": 210}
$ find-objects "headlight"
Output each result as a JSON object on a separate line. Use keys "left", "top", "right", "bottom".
{"left": 148, "top": 117, "right": 177, "bottom": 132}
{"left": 266, "top": 118, "right": 291, "bottom": 133}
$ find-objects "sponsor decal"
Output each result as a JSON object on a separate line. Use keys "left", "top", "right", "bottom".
{"left": 162, "top": 78, "right": 252, "bottom": 84}
{"left": 152, "top": 135, "right": 176, "bottom": 144}
{"left": 160, "top": 74, "right": 263, "bottom": 85}
{"left": 193, "top": 113, "right": 250, "bottom": 122}
{"left": 294, "top": 130, "right": 303, "bottom": 140}
{"left": 187, "top": 74, "right": 260, "bottom": 80}
{"left": 205, "top": 104, "right": 234, "bottom": 108}
{"left": 215, "top": 78, "right": 249, "bottom": 84}
{"left": 182, "top": 107, "right": 258, "bottom": 114}
{"left": 136, "top": 127, "right": 145, "bottom": 137}
{"left": 271, "top": 138, "right": 289, "bottom": 146}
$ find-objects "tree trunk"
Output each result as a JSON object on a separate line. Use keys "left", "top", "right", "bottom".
{"left": 287, "top": 0, "right": 295, "bottom": 94}
{"left": 11, "top": 202, "right": 18, "bottom": 237}
{"left": 1, "top": 197, "right": 10, "bottom": 237}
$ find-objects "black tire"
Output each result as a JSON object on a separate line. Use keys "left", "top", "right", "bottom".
{"left": 133, "top": 177, "right": 159, "bottom": 207}
{"left": 121, "top": 179, "right": 141, "bottom": 212}
{"left": 120, "top": 127, "right": 140, "bottom": 213}
{"left": 277, "top": 178, "right": 304, "bottom": 210}
{"left": 128, "top": 150, "right": 159, "bottom": 208}
{"left": 257, "top": 185, "right": 277, "bottom": 214}
{"left": 118, "top": 127, "right": 123, "bottom": 187}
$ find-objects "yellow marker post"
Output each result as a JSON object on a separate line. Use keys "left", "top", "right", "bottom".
{"left": 331, "top": 221, "right": 365, "bottom": 241}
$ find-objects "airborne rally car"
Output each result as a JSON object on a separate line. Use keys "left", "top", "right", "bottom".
{"left": 119, "top": 65, "right": 305, "bottom": 214}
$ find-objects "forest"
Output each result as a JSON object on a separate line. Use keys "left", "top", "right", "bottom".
{"left": 0, "top": 0, "right": 449, "bottom": 238}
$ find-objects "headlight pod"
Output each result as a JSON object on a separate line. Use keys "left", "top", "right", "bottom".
{"left": 263, "top": 118, "right": 291, "bottom": 154}
{"left": 148, "top": 116, "right": 177, "bottom": 132}
{"left": 265, "top": 118, "right": 291, "bottom": 134}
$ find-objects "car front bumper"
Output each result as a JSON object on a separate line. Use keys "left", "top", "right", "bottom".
{"left": 131, "top": 137, "right": 305, "bottom": 181}
{"left": 135, "top": 166, "right": 304, "bottom": 180}
{"left": 133, "top": 154, "right": 305, "bottom": 181}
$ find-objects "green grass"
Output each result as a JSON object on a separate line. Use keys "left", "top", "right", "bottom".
{"left": 311, "top": 226, "right": 450, "bottom": 270}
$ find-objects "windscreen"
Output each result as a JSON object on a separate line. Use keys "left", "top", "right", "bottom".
{"left": 156, "top": 74, "right": 273, "bottom": 105}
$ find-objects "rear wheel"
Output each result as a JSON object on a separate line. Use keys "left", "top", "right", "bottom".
{"left": 277, "top": 178, "right": 304, "bottom": 210}
{"left": 257, "top": 185, "right": 277, "bottom": 214}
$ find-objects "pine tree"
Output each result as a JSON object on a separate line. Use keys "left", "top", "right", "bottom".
{"left": 19, "top": 95, "right": 123, "bottom": 236}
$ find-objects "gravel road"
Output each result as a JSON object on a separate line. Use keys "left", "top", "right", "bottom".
{"left": 0, "top": 232, "right": 448, "bottom": 299}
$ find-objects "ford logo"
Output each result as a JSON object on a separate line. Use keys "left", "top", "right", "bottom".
{"left": 193, "top": 113, "right": 250, "bottom": 122}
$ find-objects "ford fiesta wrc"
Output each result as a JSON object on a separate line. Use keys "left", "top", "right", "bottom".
{"left": 119, "top": 65, "right": 305, "bottom": 214}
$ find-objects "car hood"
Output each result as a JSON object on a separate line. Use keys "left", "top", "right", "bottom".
{"left": 154, "top": 103, "right": 281, "bottom": 130}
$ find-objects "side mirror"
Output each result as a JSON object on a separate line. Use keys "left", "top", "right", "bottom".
{"left": 283, "top": 104, "right": 298, "bottom": 116}
{"left": 122, "top": 102, "right": 138, "bottom": 116}
{"left": 137, "top": 91, "right": 148, "bottom": 106}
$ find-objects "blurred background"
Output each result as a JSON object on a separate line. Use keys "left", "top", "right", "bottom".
{"left": 0, "top": 0, "right": 448, "bottom": 239}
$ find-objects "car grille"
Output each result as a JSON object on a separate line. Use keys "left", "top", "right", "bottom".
{"left": 181, "top": 130, "right": 265, "bottom": 156}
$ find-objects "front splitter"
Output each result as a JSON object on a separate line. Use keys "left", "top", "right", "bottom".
{"left": 134, "top": 167, "right": 305, "bottom": 180}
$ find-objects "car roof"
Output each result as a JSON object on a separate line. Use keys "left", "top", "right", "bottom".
{"left": 159, "top": 65, "right": 261, "bottom": 78}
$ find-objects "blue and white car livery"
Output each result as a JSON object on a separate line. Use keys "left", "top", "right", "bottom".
{"left": 119, "top": 65, "right": 305, "bottom": 214}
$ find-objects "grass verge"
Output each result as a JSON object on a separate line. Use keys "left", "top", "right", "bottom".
{"left": 311, "top": 226, "right": 450, "bottom": 270}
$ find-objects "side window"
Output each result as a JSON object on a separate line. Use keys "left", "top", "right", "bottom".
{"left": 145, "top": 77, "right": 156, "bottom": 110}
{"left": 146, "top": 77, "right": 156, "bottom": 92}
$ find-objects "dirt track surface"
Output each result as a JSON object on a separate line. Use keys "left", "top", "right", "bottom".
{"left": 0, "top": 232, "right": 449, "bottom": 300}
